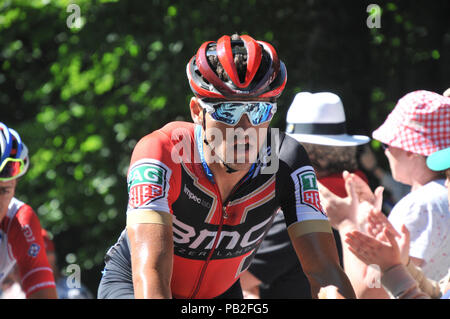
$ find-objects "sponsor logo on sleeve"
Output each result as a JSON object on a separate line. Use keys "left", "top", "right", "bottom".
{"left": 294, "top": 168, "right": 325, "bottom": 215}
{"left": 22, "top": 225, "right": 35, "bottom": 242}
{"left": 127, "top": 161, "right": 170, "bottom": 209}
{"left": 28, "top": 243, "right": 41, "bottom": 258}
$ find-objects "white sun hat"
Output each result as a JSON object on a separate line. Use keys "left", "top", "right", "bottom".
{"left": 286, "top": 92, "right": 370, "bottom": 146}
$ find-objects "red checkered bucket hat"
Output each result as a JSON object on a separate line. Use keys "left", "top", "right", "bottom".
{"left": 372, "top": 90, "right": 450, "bottom": 156}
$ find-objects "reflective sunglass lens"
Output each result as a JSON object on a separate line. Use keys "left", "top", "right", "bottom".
{"left": 200, "top": 100, "right": 275, "bottom": 126}
{"left": 214, "top": 103, "right": 273, "bottom": 125}
{"left": 0, "top": 159, "right": 24, "bottom": 179}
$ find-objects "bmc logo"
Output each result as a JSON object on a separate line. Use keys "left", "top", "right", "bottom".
{"left": 172, "top": 215, "right": 272, "bottom": 251}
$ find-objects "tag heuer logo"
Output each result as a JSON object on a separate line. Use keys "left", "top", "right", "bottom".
{"left": 300, "top": 172, "right": 317, "bottom": 190}
{"left": 128, "top": 162, "right": 168, "bottom": 208}
{"left": 298, "top": 171, "right": 324, "bottom": 213}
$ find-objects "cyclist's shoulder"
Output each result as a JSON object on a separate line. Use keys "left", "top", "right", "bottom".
{"left": 161, "top": 121, "right": 195, "bottom": 132}
{"left": 4, "top": 198, "right": 41, "bottom": 249}
{"left": 130, "top": 121, "right": 195, "bottom": 170}
{"left": 5, "top": 198, "right": 40, "bottom": 234}
{"left": 8, "top": 196, "right": 26, "bottom": 210}
{"left": 275, "top": 130, "right": 310, "bottom": 166}
{"left": 135, "top": 121, "right": 195, "bottom": 147}
{"left": 2, "top": 197, "right": 30, "bottom": 229}
{"left": 10, "top": 199, "right": 36, "bottom": 222}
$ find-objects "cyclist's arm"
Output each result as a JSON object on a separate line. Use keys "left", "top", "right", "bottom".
{"left": 289, "top": 224, "right": 356, "bottom": 299}
{"left": 10, "top": 205, "right": 57, "bottom": 298}
{"left": 277, "top": 135, "right": 355, "bottom": 298}
{"left": 125, "top": 127, "right": 183, "bottom": 298}
{"left": 127, "top": 211, "right": 173, "bottom": 299}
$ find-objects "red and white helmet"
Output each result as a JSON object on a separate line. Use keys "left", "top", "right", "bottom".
{"left": 186, "top": 34, "right": 287, "bottom": 100}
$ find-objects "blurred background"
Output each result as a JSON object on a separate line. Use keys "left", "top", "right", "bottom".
{"left": 1, "top": 0, "right": 449, "bottom": 295}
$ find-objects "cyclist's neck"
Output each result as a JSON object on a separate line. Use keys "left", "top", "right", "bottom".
{"left": 208, "top": 162, "right": 249, "bottom": 202}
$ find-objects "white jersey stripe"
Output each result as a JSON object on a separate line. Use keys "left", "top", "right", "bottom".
{"left": 21, "top": 266, "right": 54, "bottom": 284}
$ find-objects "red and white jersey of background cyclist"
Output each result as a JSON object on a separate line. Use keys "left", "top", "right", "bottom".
{"left": 0, "top": 197, "right": 55, "bottom": 297}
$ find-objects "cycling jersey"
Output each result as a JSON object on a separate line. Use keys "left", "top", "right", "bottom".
{"left": 0, "top": 198, "right": 56, "bottom": 297}
{"left": 101, "top": 121, "right": 330, "bottom": 299}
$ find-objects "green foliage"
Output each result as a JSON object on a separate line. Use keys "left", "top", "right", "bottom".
{"left": 1, "top": 0, "right": 449, "bottom": 294}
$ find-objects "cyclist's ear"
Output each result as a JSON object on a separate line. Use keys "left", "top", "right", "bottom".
{"left": 190, "top": 97, "right": 203, "bottom": 125}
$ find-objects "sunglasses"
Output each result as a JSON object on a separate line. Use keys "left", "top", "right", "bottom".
{"left": 0, "top": 157, "right": 26, "bottom": 181}
{"left": 198, "top": 99, "right": 277, "bottom": 126}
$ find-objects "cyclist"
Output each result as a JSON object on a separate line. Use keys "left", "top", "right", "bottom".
{"left": 98, "top": 34, "right": 356, "bottom": 299}
{"left": 0, "top": 122, "right": 57, "bottom": 298}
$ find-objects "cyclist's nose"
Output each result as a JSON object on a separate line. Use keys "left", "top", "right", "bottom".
{"left": 236, "top": 113, "right": 252, "bottom": 129}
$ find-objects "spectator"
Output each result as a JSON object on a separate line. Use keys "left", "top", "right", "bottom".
{"left": 345, "top": 209, "right": 450, "bottom": 299}
{"left": 358, "top": 144, "right": 410, "bottom": 212}
{"left": 320, "top": 90, "right": 450, "bottom": 298}
{"left": 241, "top": 92, "right": 370, "bottom": 298}
{"left": 327, "top": 147, "right": 450, "bottom": 299}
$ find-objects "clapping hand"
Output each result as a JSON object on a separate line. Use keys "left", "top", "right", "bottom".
{"left": 318, "top": 171, "right": 384, "bottom": 232}
{"left": 344, "top": 209, "right": 410, "bottom": 271}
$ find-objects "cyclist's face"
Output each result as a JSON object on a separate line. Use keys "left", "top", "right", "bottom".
{"left": 192, "top": 97, "right": 273, "bottom": 171}
{"left": 0, "top": 179, "right": 16, "bottom": 222}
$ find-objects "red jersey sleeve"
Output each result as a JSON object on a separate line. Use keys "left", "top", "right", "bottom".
{"left": 8, "top": 204, "right": 56, "bottom": 297}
